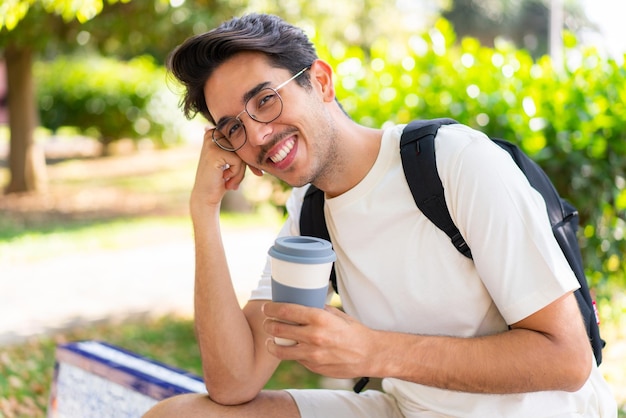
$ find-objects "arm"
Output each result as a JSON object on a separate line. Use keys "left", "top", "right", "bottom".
{"left": 191, "top": 130, "right": 279, "bottom": 405}
{"left": 263, "top": 291, "right": 592, "bottom": 393}
{"left": 374, "top": 291, "right": 592, "bottom": 393}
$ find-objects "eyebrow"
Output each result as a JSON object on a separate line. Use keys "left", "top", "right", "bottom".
{"left": 243, "top": 81, "right": 272, "bottom": 103}
{"left": 214, "top": 81, "right": 272, "bottom": 128}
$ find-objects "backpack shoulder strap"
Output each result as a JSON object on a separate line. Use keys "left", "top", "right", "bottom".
{"left": 300, "top": 185, "right": 338, "bottom": 293}
{"left": 491, "top": 139, "right": 605, "bottom": 363}
{"left": 400, "top": 118, "right": 472, "bottom": 258}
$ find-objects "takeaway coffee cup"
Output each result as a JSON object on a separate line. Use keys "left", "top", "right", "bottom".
{"left": 268, "top": 236, "right": 336, "bottom": 346}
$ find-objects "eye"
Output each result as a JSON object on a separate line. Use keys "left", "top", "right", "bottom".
{"left": 219, "top": 118, "right": 242, "bottom": 139}
{"left": 256, "top": 90, "right": 278, "bottom": 109}
{"left": 227, "top": 121, "right": 242, "bottom": 138}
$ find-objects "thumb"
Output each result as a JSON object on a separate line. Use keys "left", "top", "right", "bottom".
{"left": 248, "top": 166, "right": 264, "bottom": 176}
{"left": 324, "top": 305, "right": 352, "bottom": 320}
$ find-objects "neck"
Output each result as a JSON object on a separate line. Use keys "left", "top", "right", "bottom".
{"left": 313, "top": 120, "right": 384, "bottom": 198}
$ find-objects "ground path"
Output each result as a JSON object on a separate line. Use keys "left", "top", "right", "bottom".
{"left": 0, "top": 224, "right": 277, "bottom": 346}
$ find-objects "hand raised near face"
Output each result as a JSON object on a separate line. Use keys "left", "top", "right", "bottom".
{"left": 190, "top": 128, "right": 264, "bottom": 211}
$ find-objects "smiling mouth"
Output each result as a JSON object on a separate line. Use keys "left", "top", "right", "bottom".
{"left": 269, "top": 138, "right": 295, "bottom": 164}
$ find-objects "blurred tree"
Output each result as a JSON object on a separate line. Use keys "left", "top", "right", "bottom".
{"left": 233, "top": 0, "right": 441, "bottom": 61}
{"left": 1, "top": 0, "right": 121, "bottom": 194}
{"left": 441, "top": 0, "right": 589, "bottom": 58}
{"left": 0, "top": 0, "right": 236, "bottom": 194}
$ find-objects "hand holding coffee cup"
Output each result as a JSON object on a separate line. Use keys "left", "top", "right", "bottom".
{"left": 268, "top": 236, "right": 336, "bottom": 346}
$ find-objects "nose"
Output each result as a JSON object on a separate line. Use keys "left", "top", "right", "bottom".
{"left": 244, "top": 117, "right": 274, "bottom": 147}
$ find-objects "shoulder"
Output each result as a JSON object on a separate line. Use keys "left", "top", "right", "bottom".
{"left": 434, "top": 123, "right": 517, "bottom": 175}
{"left": 436, "top": 123, "right": 493, "bottom": 152}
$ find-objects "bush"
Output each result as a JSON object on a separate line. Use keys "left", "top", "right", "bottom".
{"left": 315, "top": 19, "right": 626, "bottom": 295}
{"left": 35, "top": 55, "right": 184, "bottom": 153}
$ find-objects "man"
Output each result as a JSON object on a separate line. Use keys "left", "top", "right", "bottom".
{"left": 144, "top": 13, "right": 616, "bottom": 417}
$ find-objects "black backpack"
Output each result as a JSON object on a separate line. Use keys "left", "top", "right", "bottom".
{"left": 300, "top": 118, "right": 604, "bottom": 368}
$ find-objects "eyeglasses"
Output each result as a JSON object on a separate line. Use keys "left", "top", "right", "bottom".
{"left": 212, "top": 66, "right": 310, "bottom": 152}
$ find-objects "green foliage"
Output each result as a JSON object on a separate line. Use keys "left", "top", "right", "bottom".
{"left": 315, "top": 20, "right": 626, "bottom": 294}
{"left": 0, "top": 1, "right": 132, "bottom": 52}
{"left": 35, "top": 55, "right": 183, "bottom": 151}
{"left": 1, "top": 0, "right": 240, "bottom": 61}
{"left": 1, "top": 0, "right": 98, "bottom": 31}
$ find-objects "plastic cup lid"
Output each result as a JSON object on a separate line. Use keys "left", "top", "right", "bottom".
{"left": 268, "top": 236, "right": 336, "bottom": 264}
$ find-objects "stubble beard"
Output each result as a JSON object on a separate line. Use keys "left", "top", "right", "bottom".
{"left": 296, "top": 120, "right": 341, "bottom": 189}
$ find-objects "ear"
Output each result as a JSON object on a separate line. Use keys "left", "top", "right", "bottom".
{"left": 309, "top": 59, "right": 335, "bottom": 103}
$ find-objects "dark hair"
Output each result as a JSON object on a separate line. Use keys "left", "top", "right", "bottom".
{"left": 167, "top": 13, "right": 318, "bottom": 123}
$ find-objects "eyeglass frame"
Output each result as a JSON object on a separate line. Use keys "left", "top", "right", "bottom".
{"left": 211, "top": 66, "right": 311, "bottom": 152}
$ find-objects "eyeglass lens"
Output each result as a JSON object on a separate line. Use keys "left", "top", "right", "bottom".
{"left": 213, "top": 88, "right": 284, "bottom": 151}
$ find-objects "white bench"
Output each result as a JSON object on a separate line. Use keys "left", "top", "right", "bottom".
{"left": 47, "top": 340, "right": 206, "bottom": 418}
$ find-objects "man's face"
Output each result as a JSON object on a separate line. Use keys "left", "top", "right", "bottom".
{"left": 204, "top": 52, "right": 338, "bottom": 187}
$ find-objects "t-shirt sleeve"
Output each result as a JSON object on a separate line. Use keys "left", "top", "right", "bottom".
{"left": 436, "top": 124, "right": 580, "bottom": 324}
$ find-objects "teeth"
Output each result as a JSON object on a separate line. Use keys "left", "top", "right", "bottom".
{"left": 270, "top": 138, "right": 295, "bottom": 163}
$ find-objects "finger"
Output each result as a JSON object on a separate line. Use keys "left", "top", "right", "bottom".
{"left": 202, "top": 127, "right": 215, "bottom": 144}
{"left": 263, "top": 302, "right": 317, "bottom": 324}
{"left": 223, "top": 162, "right": 247, "bottom": 190}
{"left": 266, "top": 337, "right": 298, "bottom": 359}
{"left": 263, "top": 317, "right": 302, "bottom": 345}
{"left": 323, "top": 305, "right": 353, "bottom": 323}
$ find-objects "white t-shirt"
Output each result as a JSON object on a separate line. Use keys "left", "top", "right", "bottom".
{"left": 250, "top": 123, "right": 616, "bottom": 417}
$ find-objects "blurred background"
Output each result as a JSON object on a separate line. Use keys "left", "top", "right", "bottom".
{"left": 1, "top": 0, "right": 624, "bottom": 416}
